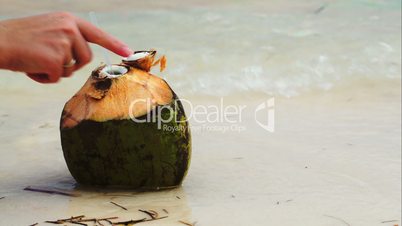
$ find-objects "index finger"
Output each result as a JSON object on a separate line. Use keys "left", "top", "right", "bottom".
{"left": 75, "top": 17, "right": 133, "bottom": 57}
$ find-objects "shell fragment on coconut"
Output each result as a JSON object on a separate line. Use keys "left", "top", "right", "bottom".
{"left": 122, "top": 50, "right": 167, "bottom": 72}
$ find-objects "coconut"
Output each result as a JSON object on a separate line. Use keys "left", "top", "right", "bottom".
{"left": 60, "top": 51, "right": 191, "bottom": 189}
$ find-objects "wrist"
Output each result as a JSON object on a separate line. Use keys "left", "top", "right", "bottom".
{"left": 0, "top": 21, "right": 13, "bottom": 70}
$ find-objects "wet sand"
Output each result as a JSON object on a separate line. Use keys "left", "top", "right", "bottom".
{"left": 0, "top": 79, "right": 400, "bottom": 225}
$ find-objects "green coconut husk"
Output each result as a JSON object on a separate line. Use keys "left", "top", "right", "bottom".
{"left": 60, "top": 51, "right": 191, "bottom": 189}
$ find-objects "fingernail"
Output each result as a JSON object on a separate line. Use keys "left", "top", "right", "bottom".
{"left": 120, "top": 46, "right": 133, "bottom": 57}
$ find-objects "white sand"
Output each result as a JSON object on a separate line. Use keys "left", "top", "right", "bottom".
{"left": 0, "top": 0, "right": 401, "bottom": 225}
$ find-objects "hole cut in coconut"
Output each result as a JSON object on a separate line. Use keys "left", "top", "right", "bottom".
{"left": 122, "top": 51, "right": 153, "bottom": 62}
{"left": 99, "top": 65, "right": 128, "bottom": 79}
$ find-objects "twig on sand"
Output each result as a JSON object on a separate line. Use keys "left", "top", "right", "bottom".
{"left": 323, "top": 214, "right": 351, "bottom": 226}
{"left": 110, "top": 201, "right": 128, "bottom": 211}
{"left": 111, "top": 218, "right": 146, "bottom": 225}
{"left": 24, "top": 186, "right": 80, "bottom": 197}
{"left": 111, "top": 216, "right": 168, "bottom": 225}
{"left": 45, "top": 216, "right": 119, "bottom": 225}
{"left": 104, "top": 218, "right": 114, "bottom": 225}
{"left": 69, "top": 221, "right": 87, "bottom": 226}
{"left": 44, "top": 215, "right": 168, "bottom": 226}
{"left": 313, "top": 3, "right": 329, "bottom": 14}
{"left": 80, "top": 217, "right": 118, "bottom": 223}
{"left": 144, "top": 216, "right": 168, "bottom": 222}
{"left": 0, "top": 196, "right": 4, "bottom": 200}
{"left": 162, "top": 208, "right": 169, "bottom": 214}
{"left": 138, "top": 209, "right": 158, "bottom": 219}
{"left": 381, "top": 220, "right": 399, "bottom": 223}
{"left": 45, "top": 215, "right": 85, "bottom": 224}
{"left": 96, "top": 219, "right": 105, "bottom": 226}
{"left": 114, "top": 216, "right": 168, "bottom": 224}
{"left": 29, "top": 223, "right": 38, "bottom": 226}
{"left": 178, "top": 220, "right": 197, "bottom": 226}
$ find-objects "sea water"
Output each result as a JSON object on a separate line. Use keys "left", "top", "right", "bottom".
{"left": 0, "top": 0, "right": 400, "bottom": 97}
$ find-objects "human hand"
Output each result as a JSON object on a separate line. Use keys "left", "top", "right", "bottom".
{"left": 0, "top": 12, "right": 133, "bottom": 83}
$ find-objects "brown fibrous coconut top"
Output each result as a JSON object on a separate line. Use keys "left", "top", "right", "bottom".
{"left": 60, "top": 51, "right": 172, "bottom": 129}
